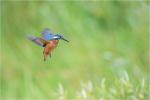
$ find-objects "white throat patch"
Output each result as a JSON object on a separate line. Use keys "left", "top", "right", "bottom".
{"left": 53, "top": 36, "right": 59, "bottom": 39}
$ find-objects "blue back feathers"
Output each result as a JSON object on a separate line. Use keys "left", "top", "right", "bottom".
{"left": 42, "top": 28, "right": 54, "bottom": 40}
{"left": 42, "top": 28, "right": 64, "bottom": 40}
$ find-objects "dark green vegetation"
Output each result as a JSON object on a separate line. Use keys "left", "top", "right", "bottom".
{"left": 1, "top": 1, "right": 149, "bottom": 100}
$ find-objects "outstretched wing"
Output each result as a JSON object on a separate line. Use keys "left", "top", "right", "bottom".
{"left": 41, "top": 28, "right": 54, "bottom": 41}
{"left": 27, "top": 35, "right": 49, "bottom": 47}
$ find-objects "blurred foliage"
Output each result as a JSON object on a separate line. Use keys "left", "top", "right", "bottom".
{"left": 0, "top": 1, "right": 149, "bottom": 100}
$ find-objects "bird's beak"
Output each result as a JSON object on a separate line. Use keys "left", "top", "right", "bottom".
{"left": 61, "top": 37, "right": 69, "bottom": 42}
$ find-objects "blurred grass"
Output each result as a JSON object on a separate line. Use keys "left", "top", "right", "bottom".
{"left": 1, "top": 1, "right": 149, "bottom": 100}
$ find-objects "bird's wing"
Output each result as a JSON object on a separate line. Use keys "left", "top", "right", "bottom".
{"left": 41, "top": 28, "right": 54, "bottom": 41}
{"left": 27, "top": 35, "right": 49, "bottom": 47}
{"left": 38, "top": 38, "right": 49, "bottom": 45}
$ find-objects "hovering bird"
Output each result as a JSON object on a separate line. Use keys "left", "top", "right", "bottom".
{"left": 28, "top": 28, "right": 69, "bottom": 61}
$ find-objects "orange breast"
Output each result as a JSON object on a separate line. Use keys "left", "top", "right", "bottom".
{"left": 49, "top": 40, "right": 59, "bottom": 47}
{"left": 44, "top": 40, "right": 59, "bottom": 55}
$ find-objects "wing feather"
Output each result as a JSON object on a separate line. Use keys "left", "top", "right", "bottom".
{"left": 27, "top": 35, "right": 49, "bottom": 47}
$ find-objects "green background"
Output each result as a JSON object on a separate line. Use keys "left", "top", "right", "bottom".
{"left": 1, "top": 1, "right": 149, "bottom": 100}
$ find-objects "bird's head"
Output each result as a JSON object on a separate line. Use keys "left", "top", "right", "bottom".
{"left": 53, "top": 34, "right": 69, "bottom": 42}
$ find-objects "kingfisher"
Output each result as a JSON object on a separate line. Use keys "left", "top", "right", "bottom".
{"left": 27, "top": 28, "right": 69, "bottom": 61}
